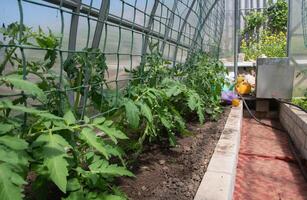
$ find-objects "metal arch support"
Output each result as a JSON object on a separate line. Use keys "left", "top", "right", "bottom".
{"left": 141, "top": 0, "right": 159, "bottom": 63}
{"left": 68, "top": 0, "right": 81, "bottom": 54}
{"left": 42, "top": 0, "right": 191, "bottom": 50}
{"left": 67, "top": 0, "right": 81, "bottom": 106}
{"left": 38, "top": 0, "right": 225, "bottom": 60}
{"left": 92, "top": 0, "right": 110, "bottom": 48}
{"left": 286, "top": 0, "right": 291, "bottom": 56}
{"left": 160, "top": 0, "right": 178, "bottom": 53}
{"left": 172, "top": 0, "right": 197, "bottom": 66}
{"left": 190, "top": 0, "right": 220, "bottom": 53}
{"left": 211, "top": 2, "right": 221, "bottom": 54}
{"left": 216, "top": 0, "right": 225, "bottom": 57}
{"left": 234, "top": 0, "right": 240, "bottom": 79}
{"left": 43, "top": 0, "right": 77, "bottom": 9}
{"left": 191, "top": 0, "right": 205, "bottom": 51}
{"left": 192, "top": 0, "right": 208, "bottom": 51}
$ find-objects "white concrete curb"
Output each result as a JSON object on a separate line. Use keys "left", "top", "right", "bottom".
{"left": 194, "top": 102, "right": 243, "bottom": 200}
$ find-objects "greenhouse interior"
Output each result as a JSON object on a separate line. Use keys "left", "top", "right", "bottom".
{"left": 0, "top": 0, "right": 307, "bottom": 199}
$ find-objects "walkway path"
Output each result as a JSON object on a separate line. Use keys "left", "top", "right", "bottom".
{"left": 234, "top": 118, "right": 307, "bottom": 200}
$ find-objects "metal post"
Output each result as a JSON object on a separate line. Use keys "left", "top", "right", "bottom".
{"left": 172, "top": 0, "right": 197, "bottom": 66}
{"left": 68, "top": 0, "right": 80, "bottom": 54}
{"left": 160, "top": 0, "right": 178, "bottom": 53}
{"left": 234, "top": 0, "right": 239, "bottom": 79}
{"left": 92, "top": 0, "right": 110, "bottom": 48}
{"left": 190, "top": 0, "right": 220, "bottom": 52}
{"left": 217, "top": 0, "right": 225, "bottom": 57}
{"left": 286, "top": 0, "right": 291, "bottom": 57}
{"left": 67, "top": 0, "right": 81, "bottom": 107}
{"left": 141, "top": 0, "right": 159, "bottom": 63}
{"left": 190, "top": 0, "right": 205, "bottom": 51}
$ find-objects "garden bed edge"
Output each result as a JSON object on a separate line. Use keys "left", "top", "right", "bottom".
{"left": 279, "top": 103, "right": 307, "bottom": 159}
{"left": 194, "top": 102, "right": 243, "bottom": 200}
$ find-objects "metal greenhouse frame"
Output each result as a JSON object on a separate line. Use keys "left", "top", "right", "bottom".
{"left": 0, "top": 0, "right": 226, "bottom": 120}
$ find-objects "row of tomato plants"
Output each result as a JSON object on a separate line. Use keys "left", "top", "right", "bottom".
{"left": 0, "top": 23, "right": 227, "bottom": 200}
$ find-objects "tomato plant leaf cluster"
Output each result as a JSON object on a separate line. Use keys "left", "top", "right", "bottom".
{"left": 0, "top": 23, "right": 228, "bottom": 199}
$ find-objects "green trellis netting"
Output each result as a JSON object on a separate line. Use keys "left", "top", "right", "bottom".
{"left": 0, "top": 0, "right": 225, "bottom": 119}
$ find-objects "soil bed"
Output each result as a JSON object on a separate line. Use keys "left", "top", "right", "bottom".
{"left": 119, "top": 107, "right": 231, "bottom": 200}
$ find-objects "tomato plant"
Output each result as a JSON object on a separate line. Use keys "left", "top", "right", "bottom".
{"left": 0, "top": 23, "right": 228, "bottom": 199}
{"left": 0, "top": 23, "right": 131, "bottom": 200}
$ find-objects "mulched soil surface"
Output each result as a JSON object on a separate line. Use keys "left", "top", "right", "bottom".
{"left": 118, "top": 107, "right": 231, "bottom": 200}
{"left": 234, "top": 118, "right": 307, "bottom": 200}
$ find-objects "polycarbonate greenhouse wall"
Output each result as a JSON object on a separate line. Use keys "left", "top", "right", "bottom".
{"left": 0, "top": 0, "right": 226, "bottom": 119}
{"left": 0, "top": 0, "right": 225, "bottom": 71}
{"left": 289, "top": 0, "right": 307, "bottom": 97}
{"left": 219, "top": 0, "right": 234, "bottom": 60}
{"left": 219, "top": 0, "right": 277, "bottom": 64}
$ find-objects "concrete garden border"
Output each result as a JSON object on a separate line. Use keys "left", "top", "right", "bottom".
{"left": 279, "top": 103, "right": 307, "bottom": 159}
{"left": 194, "top": 102, "right": 243, "bottom": 200}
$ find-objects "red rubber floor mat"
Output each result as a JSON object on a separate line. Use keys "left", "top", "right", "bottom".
{"left": 234, "top": 118, "right": 307, "bottom": 200}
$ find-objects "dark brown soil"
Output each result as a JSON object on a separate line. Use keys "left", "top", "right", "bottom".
{"left": 118, "top": 107, "right": 231, "bottom": 200}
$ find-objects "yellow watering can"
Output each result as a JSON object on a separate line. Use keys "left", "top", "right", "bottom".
{"left": 235, "top": 81, "right": 251, "bottom": 95}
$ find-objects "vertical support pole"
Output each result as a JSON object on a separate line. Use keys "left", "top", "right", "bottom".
{"left": 92, "top": 0, "right": 110, "bottom": 48}
{"left": 190, "top": 0, "right": 205, "bottom": 52}
{"left": 173, "top": 0, "right": 197, "bottom": 66}
{"left": 217, "top": 0, "right": 225, "bottom": 57}
{"left": 234, "top": 0, "right": 239, "bottom": 79}
{"left": 141, "top": 0, "right": 159, "bottom": 62}
{"left": 160, "top": 0, "right": 178, "bottom": 53}
{"left": 190, "top": 0, "right": 220, "bottom": 53}
{"left": 256, "top": 0, "right": 261, "bottom": 41}
{"left": 67, "top": 0, "right": 81, "bottom": 107}
{"left": 68, "top": 0, "right": 81, "bottom": 54}
{"left": 17, "top": 0, "right": 28, "bottom": 126}
{"left": 238, "top": 1, "right": 246, "bottom": 46}
{"left": 286, "top": 0, "right": 291, "bottom": 57}
{"left": 245, "top": 0, "right": 250, "bottom": 40}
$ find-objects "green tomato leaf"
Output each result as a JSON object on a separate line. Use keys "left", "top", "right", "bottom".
{"left": 123, "top": 99, "right": 140, "bottom": 129}
{"left": 66, "top": 178, "right": 81, "bottom": 192}
{"left": 33, "top": 134, "right": 70, "bottom": 193}
{"left": 0, "top": 123, "right": 15, "bottom": 135}
{"left": 0, "top": 135, "right": 28, "bottom": 150}
{"left": 0, "top": 147, "right": 29, "bottom": 169}
{"left": 62, "top": 190, "right": 85, "bottom": 200}
{"left": 80, "top": 128, "right": 109, "bottom": 159}
{"left": 64, "top": 111, "right": 76, "bottom": 125}
{"left": 0, "top": 75, "right": 47, "bottom": 103}
{"left": 93, "top": 117, "right": 106, "bottom": 125}
{"left": 0, "top": 164, "right": 25, "bottom": 200}
{"left": 89, "top": 160, "right": 134, "bottom": 177}
{"left": 96, "top": 123, "right": 128, "bottom": 144}
{"left": 44, "top": 156, "right": 68, "bottom": 193}
{"left": 0, "top": 101, "right": 62, "bottom": 120}
{"left": 102, "top": 195, "right": 126, "bottom": 200}
{"left": 137, "top": 102, "right": 153, "bottom": 123}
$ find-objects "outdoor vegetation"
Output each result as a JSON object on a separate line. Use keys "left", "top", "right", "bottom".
{"left": 292, "top": 96, "right": 307, "bottom": 110}
{"left": 0, "top": 22, "right": 228, "bottom": 200}
{"left": 292, "top": 69, "right": 307, "bottom": 110}
{"left": 241, "top": 0, "right": 288, "bottom": 60}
